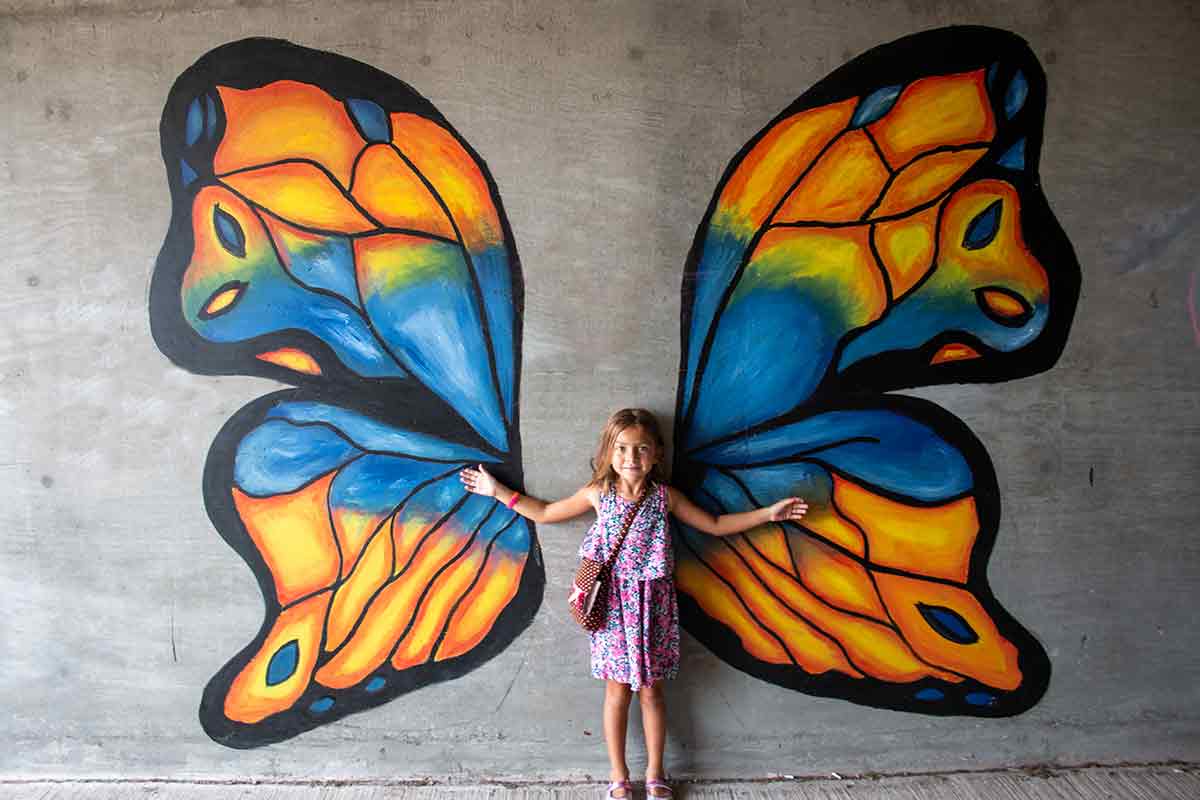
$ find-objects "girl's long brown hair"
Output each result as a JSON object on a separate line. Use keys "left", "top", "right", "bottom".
{"left": 587, "top": 408, "right": 668, "bottom": 493}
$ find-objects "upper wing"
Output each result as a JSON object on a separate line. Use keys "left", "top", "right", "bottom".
{"left": 151, "top": 39, "right": 539, "bottom": 747}
{"left": 677, "top": 26, "right": 1078, "bottom": 452}
{"left": 672, "top": 27, "right": 1078, "bottom": 715}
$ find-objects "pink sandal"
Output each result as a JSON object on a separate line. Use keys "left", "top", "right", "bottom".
{"left": 645, "top": 778, "right": 674, "bottom": 798}
{"left": 606, "top": 780, "right": 633, "bottom": 799}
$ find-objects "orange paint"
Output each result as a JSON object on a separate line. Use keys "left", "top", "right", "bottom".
{"left": 325, "top": 525, "right": 394, "bottom": 652}
{"left": 773, "top": 130, "right": 890, "bottom": 224}
{"left": 436, "top": 550, "right": 523, "bottom": 661}
{"left": 872, "top": 202, "right": 941, "bottom": 301}
{"left": 931, "top": 343, "right": 982, "bottom": 364}
{"left": 256, "top": 348, "right": 321, "bottom": 375}
{"left": 832, "top": 474, "right": 978, "bottom": 584}
{"left": 221, "top": 162, "right": 376, "bottom": 234}
{"left": 350, "top": 143, "right": 456, "bottom": 239}
{"left": 868, "top": 70, "right": 995, "bottom": 169}
{"left": 872, "top": 147, "right": 986, "bottom": 218}
{"left": 232, "top": 473, "right": 340, "bottom": 607}
{"left": 214, "top": 81, "right": 364, "bottom": 187}
{"left": 392, "top": 544, "right": 485, "bottom": 669}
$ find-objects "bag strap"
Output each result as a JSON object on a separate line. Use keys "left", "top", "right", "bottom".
{"left": 602, "top": 482, "right": 653, "bottom": 569}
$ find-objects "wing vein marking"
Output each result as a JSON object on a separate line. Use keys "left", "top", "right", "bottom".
{"left": 385, "top": 502, "right": 499, "bottom": 665}
{"left": 385, "top": 142, "right": 511, "bottom": 433}
{"left": 677, "top": 531, "right": 798, "bottom": 666}
{"left": 428, "top": 514, "right": 520, "bottom": 661}
{"left": 681, "top": 124, "right": 852, "bottom": 433}
{"left": 317, "top": 465, "right": 467, "bottom": 663}
{"left": 258, "top": 417, "right": 488, "bottom": 464}
{"left": 234, "top": 453, "right": 364, "bottom": 500}
{"left": 216, "top": 156, "right": 387, "bottom": 229}
{"left": 861, "top": 127, "right": 893, "bottom": 175}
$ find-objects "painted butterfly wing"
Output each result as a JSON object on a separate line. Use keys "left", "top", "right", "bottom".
{"left": 673, "top": 27, "right": 1078, "bottom": 714}
{"left": 151, "top": 39, "right": 540, "bottom": 746}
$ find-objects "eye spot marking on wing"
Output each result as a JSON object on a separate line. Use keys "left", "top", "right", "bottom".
{"left": 962, "top": 199, "right": 1002, "bottom": 250}
{"left": 213, "top": 204, "right": 247, "bottom": 257}
{"left": 308, "top": 696, "right": 335, "bottom": 715}
{"left": 256, "top": 348, "right": 322, "bottom": 375}
{"left": 265, "top": 640, "right": 300, "bottom": 686}
{"left": 917, "top": 603, "right": 980, "bottom": 644}
{"left": 976, "top": 287, "right": 1033, "bottom": 327}
{"left": 365, "top": 676, "right": 387, "bottom": 693}
{"left": 200, "top": 280, "right": 248, "bottom": 319}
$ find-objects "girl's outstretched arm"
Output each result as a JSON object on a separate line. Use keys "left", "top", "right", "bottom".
{"left": 667, "top": 487, "right": 808, "bottom": 537}
{"left": 460, "top": 464, "right": 595, "bottom": 524}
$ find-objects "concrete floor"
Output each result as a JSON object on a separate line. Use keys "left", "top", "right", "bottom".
{"left": 2, "top": 765, "right": 1197, "bottom": 799}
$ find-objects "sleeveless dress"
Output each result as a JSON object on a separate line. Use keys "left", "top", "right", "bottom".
{"left": 578, "top": 482, "right": 680, "bottom": 691}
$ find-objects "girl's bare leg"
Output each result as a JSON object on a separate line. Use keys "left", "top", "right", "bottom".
{"left": 604, "top": 680, "right": 633, "bottom": 795}
{"left": 639, "top": 682, "right": 668, "bottom": 794}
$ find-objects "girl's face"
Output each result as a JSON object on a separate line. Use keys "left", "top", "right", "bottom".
{"left": 610, "top": 425, "right": 659, "bottom": 484}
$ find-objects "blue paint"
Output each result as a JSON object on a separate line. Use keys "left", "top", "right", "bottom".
{"left": 1004, "top": 71, "right": 1028, "bottom": 118}
{"left": 309, "top": 696, "right": 335, "bottom": 714}
{"left": 963, "top": 200, "right": 1003, "bottom": 250}
{"left": 265, "top": 640, "right": 300, "bottom": 686}
{"left": 204, "top": 93, "right": 218, "bottom": 140}
{"left": 212, "top": 205, "right": 246, "bottom": 258}
{"left": 234, "top": 419, "right": 361, "bottom": 496}
{"left": 470, "top": 247, "right": 518, "bottom": 423}
{"left": 696, "top": 410, "right": 973, "bottom": 503}
{"left": 365, "top": 676, "right": 387, "bottom": 693}
{"left": 185, "top": 97, "right": 204, "bottom": 146}
{"left": 274, "top": 230, "right": 361, "bottom": 308}
{"left": 965, "top": 691, "right": 997, "bottom": 707}
{"left": 917, "top": 603, "right": 979, "bottom": 644}
{"left": 915, "top": 688, "right": 944, "bottom": 702}
{"left": 181, "top": 159, "right": 198, "bottom": 186}
{"left": 346, "top": 98, "right": 391, "bottom": 142}
{"left": 998, "top": 139, "right": 1026, "bottom": 170}
{"left": 850, "top": 85, "right": 903, "bottom": 127}
{"left": 269, "top": 402, "right": 494, "bottom": 461}
{"left": 986, "top": 63, "right": 999, "bottom": 91}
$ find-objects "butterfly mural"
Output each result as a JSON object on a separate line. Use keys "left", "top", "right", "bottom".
{"left": 151, "top": 39, "right": 542, "bottom": 747}
{"left": 671, "top": 26, "right": 1078, "bottom": 715}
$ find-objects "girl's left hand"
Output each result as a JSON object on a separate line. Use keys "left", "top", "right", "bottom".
{"left": 767, "top": 497, "right": 808, "bottom": 522}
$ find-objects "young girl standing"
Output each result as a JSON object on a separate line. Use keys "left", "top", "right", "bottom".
{"left": 460, "top": 408, "right": 807, "bottom": 799}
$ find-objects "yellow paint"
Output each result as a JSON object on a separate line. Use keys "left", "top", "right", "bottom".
{"left": 436, "top": 552, "right": 523, "bottom": 661}
{"left": 255, "top": 348, "right": 321, "bottom": 375}
{"left": 931, "top": 343, "right": 982, "bottom": 364}
{"left": 676, "top": 556, "right": 791, "bottom": 665}
{"left": 743, "top": 524, "right": 794, "bottom": 572}
{"left": 354, "top": 233, "right": 461, "bottom": 299}
{"left": 181, "top": 186, "right": 276, "bottom": 305}
{"left": 872, "top": 203, "right": 940, "bottom": 300}
{"left": 773, "top": 130, "right": 890, "bottom": 224}
{"left": 745, "top": 227, "right": 888, "bottom": 326}
{"left": 703, "top": 544, "right": 859, "bottom": 675}
{"left": 978, "top": 288, "right": 1029, "bottom": 320}
{"left": 392, "top": 514, "right": 436, "bottom": 576}
{"left": 794, "top": 507, "right": 866, "bottom": 558}
{"left": 715, "top": 100, "right": 856, "bottom": 234}
{"left": 221, "top": 162, "right": 375, "bottom": 234}
{"left": 351, "top": 143, "right": 456, "bottom": 239}
{"left": 869, "top": 70, "right": 995, "bottom": 168}
{"left": 223, "top": 591, "right": 331, "bottom": 724}
{"left": 331, "top": 509, "right": 391, "bottom": 579}
{"left": 792, "top": 536, "right": 887, "bottom": 621}
{"left": 392, "top": 545, "right": 485, "bottom": 669}
{"left": 315, "top": 529, "right": 463, "bottom": 688}
{"left": 832, "top": 475, "right": 977, "bottom": 584}
{"left": 325, "top": 526, "right": 394, "bottom": 653}
{"left": 872, "top": 147, "right": 986, "bottom": 217}
{"left": 390, "top": 113, "right": 502, "bottom": 251}
{"left": 232, "top": 473, "right": 340, "bottom": 607}
{"left": 204, "top": 284, "right": 245, "bottom": 318}
{"left": 214, "top": 81, "right": 364, "bottom": 187}
{"left": 874, "top": 572, "right": 1023, "bottom": 690}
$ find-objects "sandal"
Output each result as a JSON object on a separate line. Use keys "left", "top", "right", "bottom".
{"left": 645, "top": 778, "right": 674, "bottom": 798}
{"left": 606, "top": 780, "right": 633, "bottom": 799}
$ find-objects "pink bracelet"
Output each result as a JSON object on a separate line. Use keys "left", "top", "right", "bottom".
{"left": 506, "top": 492, "right": 520, "bottom": 509}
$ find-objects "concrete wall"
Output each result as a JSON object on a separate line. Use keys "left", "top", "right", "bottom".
{"left": 1, "top": 0, "right": 1197, "bottom": 782}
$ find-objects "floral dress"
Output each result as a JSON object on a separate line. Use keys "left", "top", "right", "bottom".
{"left": 578, "top": 482, "right": 680, "bottom": 691}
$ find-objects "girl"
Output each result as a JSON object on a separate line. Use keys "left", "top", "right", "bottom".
{"left": 460, "top": 408, "right": 807, "bottom": 799}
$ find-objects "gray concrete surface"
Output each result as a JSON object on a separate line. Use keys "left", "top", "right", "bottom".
{"left": 1, "top": 0, "right": 1199, "bottom": 785}
{"left": 3, "top": 765, "right": 1199, "bottom": 799}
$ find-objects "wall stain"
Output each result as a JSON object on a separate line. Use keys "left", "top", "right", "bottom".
{"left": 628, "top": 45, "right": 645, "bottom": 62}
{"left": 26, "top": 275, "right": 39, "bottom": 287}
{"left": 40, "top": 475, "right": 53, "bottom": 488}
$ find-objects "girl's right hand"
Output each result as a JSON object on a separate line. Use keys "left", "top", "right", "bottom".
{"left": 459, "top": 464, "right": 498, "bottom": 497}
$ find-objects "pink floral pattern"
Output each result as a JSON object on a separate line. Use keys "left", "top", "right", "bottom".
{"left": 579, "top": 483, "right": 680, "bottom": 690}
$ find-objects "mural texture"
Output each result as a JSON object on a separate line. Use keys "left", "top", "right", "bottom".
{"left": 671, "top": 27, "right": 1079, "bottom": 715}
{"left": 150, "top": 39, "right": 542, "bottom": 747}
